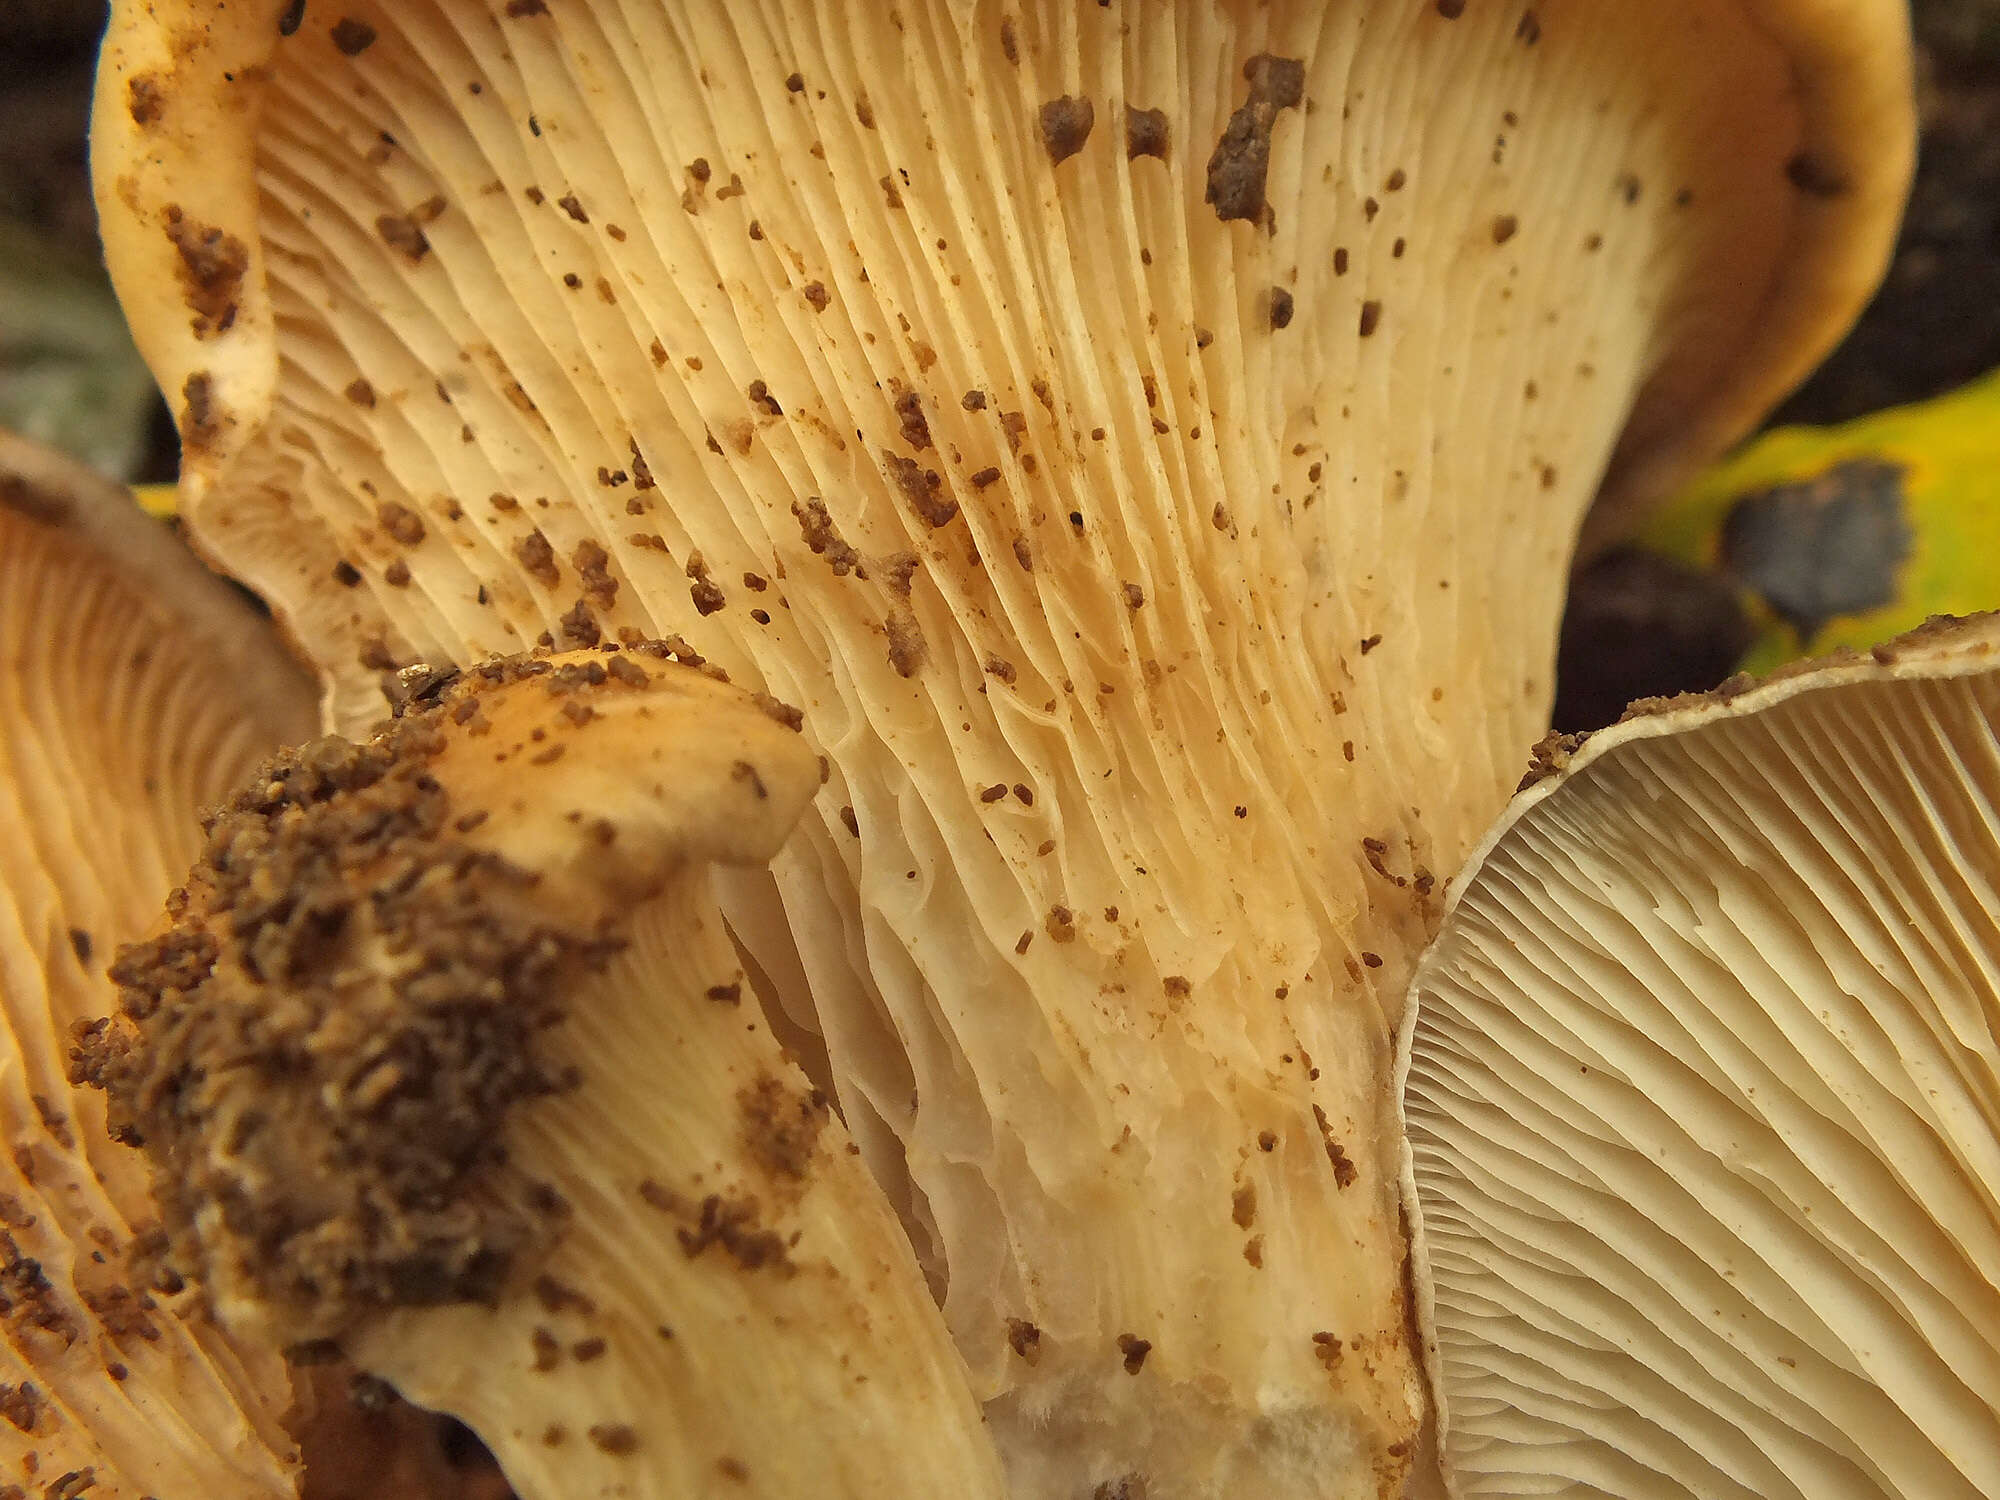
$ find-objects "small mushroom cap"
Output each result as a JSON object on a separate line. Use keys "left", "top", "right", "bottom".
{"left": 93, "top": 649, "right": 820, "bottom": 1349}
{"left": 88, "top": 646, "right": 1009, "bottom": 1499}
{"left": 1399, "top": 613, "right": 2000, "bottom": 1498}
{"left": 0, "top": 431, "right": 313, "bottom": 1495}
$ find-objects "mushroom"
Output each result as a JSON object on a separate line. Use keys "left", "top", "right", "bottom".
{"left": 0, "top": 429, "right": 315, "bottom": 1494}
{"left": 1400, "top": 613, "right": 2000, "bottom": 1499}
{"left": 91, "top": 0, "right": 1913, "bottom": 1492}
{"left": 79, "top": 649, "right": 1009, "bottom": 1498}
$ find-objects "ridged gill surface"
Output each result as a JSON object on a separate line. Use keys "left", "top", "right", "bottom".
{"left": 0, "top": 494, "right": 307, "bottom": 1496}
{"left": 100, "top": 0, "right": 1837, "bottom": 1491}
{"left": 1405, "top": 630, "right": 2000, "bottom": 1498}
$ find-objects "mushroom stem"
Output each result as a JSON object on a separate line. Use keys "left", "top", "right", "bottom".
{"left": 87, "top": 651, "right": 1008, "bottom": 1499}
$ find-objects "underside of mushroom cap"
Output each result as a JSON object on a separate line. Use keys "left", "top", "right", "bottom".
{"left": 1400, "top": 613, "right": 2000, "bottom": 1499}
{"left": 92, "top": 1, "right": 1913, "bottom": 1493}
{"left": 0, "top": 432, "right": 315, "bottom": 1496}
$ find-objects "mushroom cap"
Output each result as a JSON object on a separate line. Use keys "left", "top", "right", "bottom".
{"left": 91, "top": 646, "right": 1010, "bottom": 1499}
{"left": 90, "top": 2, "right": 1914, "bottom": 1492}
{"left": 1399, "top": 613, "right": 2000, "bottom": 1498}
{"left": 0, "top": 430, "right": 314, "bottom": 1495}
{"left": 1583, "top": 0, "right": 1914, "bottom": 551}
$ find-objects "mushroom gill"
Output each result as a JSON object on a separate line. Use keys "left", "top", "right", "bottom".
{"left": 1400, "top": 613, "right": 2000, "bottom": 1499}
{"left": 0, "top": 430, "right": 315, "bottom": 1495}
{"left": 93, "top": 0, "right": 1912, "bottom": 1493}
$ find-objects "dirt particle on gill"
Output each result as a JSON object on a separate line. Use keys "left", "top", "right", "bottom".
{"left": 163, "top": 207, "right": 247, "bottom": 340}
{"left": 1039, "top": 95, "right": 1096, "bottom": 165}
{"left": 1206, "top": 54, "right": 1305, "bottom": 225}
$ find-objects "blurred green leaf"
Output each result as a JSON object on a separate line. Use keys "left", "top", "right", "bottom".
{"left": 0, "top": 217, "right": 159, "bottom": 481}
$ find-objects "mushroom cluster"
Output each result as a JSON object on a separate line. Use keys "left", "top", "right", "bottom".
{"left": 0, "top": 0, "right": 1932, "bottom": 1495}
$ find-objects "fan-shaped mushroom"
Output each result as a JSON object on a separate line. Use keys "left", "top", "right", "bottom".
{"left": 92, "top": 0, "right": 1913, "bottom": 1492}
{"left": 1400, "top": 613, "right": 2000, "bottom": 1499}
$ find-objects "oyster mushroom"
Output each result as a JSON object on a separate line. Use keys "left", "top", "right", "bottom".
{"left": 1400, "top": 613, "right": 2000, "bottom": 1499}
{"left": 80, "top": 650, "right": 1008, "bottom": 1499}
{"left": 93, "top": 0, "right": 1913, "bottom": 1492}
{"left": 0, "top": 429, "right": 314, "bottom": 1495}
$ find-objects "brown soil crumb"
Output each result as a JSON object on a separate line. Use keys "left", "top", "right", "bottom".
{"left": 1312, "top": 1106, "right": 1358, "bottom": 1188}
{"left": 572, "top": 539, "right": 619, "bottom": 610}
{"left": 885, "top": 607, "right": 927, "bottom": 677}
{"left": 559, "top": 599, "right": 601, "bottom": 647}
{"left": 885, "top": 453, "right": 955, "bottom": 527}
{"left": 30, "top": 1096, "right": 71, "bottom": 1151}
{"left": 1268, "top": 286, "right": 1294, "bottom": 330}
{"left": 1006, "top": 1317, "right": 1041, "bottom": 1360}
{"left": 686, "top": 552, "right": 726, "bottom": 616}
{"left": 1126, "top": 105, "right": 1169, "bottom": 161}
{"left": 516, "top": 529, "right": 560, "bottom": 588}
{"left": 72, "top": 670, "right": 633, "bottom": 1345}
{"left": 894, "top": 389, "right": 932, "bottom": 450}
{"left": 330, "top": 18, "right": 377, "bottom": 55}
{"left": 376, "top": 501, "right": 425, "bottom": 547}
{"left": 375, "top": 212, "right": 431, "bottom": 263}
{"left": 531, "top": 1327, "right": 560, "bottom": 1371}
{"left": 791, "top": 497, "right": 862, "bottom": 576}
{"left": 1039, "top": 96, "right": 1095, "bottom": 164}
{"left": 127, "top": 73, "right": 163, "bottom": 126}
{"left": 803, "top": 281, "right": 830, "bottom": 312}
{"left": 1206, "top": 55, "right": 1305, "bottom": 223}
{"left": 1232, "top": 1183, "right": 1257, "bottom": 1229}
{"left": 0, "top": 1231, "right": 80, "bottom": 1345}
{"left": 178, "top": 371, "right": 221, "bottom": 450}
{"left": 675, "top": 1193, "right": 794, "bottom": 1274}
{"left": 0, "top": 1381, "right": 41, "bottom": 1433}
{"left": 587, "top": 1424, "right": 639, "bottom": 1456}
{"left": 162, "top": 207, "right": 247, "bottom": 340}
{"left": 1517, "top": 729, "right": 1590, "bottom": 790}
{"left": 1117, "top": 1333, "right": 1152, "bottom": 1374}
{"left": 1312, "top": 1331, "right": 1343, "bottom": 1370}
{"left": 737, "top": 1075, "right": 829, "bottom": 1183}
